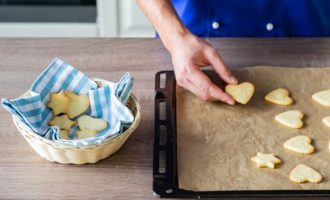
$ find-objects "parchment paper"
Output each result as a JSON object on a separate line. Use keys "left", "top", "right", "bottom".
{"left": 177, "top": 66, "right": 330, "bottom": 191}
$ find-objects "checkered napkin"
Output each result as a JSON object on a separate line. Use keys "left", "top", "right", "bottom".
{"left": 1, "top": 58, "right": 134, "bottom": 146}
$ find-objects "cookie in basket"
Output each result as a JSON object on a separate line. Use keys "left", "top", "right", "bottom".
{"left": 47, "top": 90, "right": 108, "bottom": 140}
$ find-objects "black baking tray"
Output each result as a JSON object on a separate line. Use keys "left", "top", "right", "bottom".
{"left": 153, "top": 70, "right": 330, "bottom": 198}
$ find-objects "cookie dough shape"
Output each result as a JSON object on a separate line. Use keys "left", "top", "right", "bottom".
{"left": 47, "top": 90, "right": 70, "bottom": 115}
{"left": 290, "top": 164, "right": 322, "bottom": 184}
{"left": 225, "top": 82, "right": 255, "bottom": 104}
{"left": 76, "top": 129, "right": 98, "bottom": 140}
{"left": 77, "top": 115, "right": 107, "bottom": 132}
{"left": 322, "top": 116, "right": 330, "bottom": 128}
{"left": 312, "top": 90, "right": 330, "bottom": 106}
{"left": 265, "top": 88, "right": 293, "bottom": 106}
{"left": 48, "top": 115, "right": 75, "bottom": 130}
{"left": 65, "top": 91, "right": 90, "bottom": 119}
{"left": 59, "top": 129, "right": 70, "bottom": 140}
{"left": 284, "top": 135, "right": 314, "bottom": 154}
{"left": 251, "top": 152, "right": 282, "bottom": 168}
{"left": 275, "top": 110, "right": 304, "bottom": 129}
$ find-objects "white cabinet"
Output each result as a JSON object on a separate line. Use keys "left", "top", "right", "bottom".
{"left": 118, "top": 0, "right": 155, "bottom": 37}
{"left": 97, "top": 0, "right": 155, "bottom": 37}
{"left": 0, "top": 0, "right": 155, "bottom": 37}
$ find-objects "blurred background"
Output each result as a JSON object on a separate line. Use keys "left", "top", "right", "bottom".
{"left": 0, "top": 0, "right": 155, "bottom": 37}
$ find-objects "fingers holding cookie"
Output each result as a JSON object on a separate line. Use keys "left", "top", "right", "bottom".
{"left": 225, "top": 82, "right": 255, "bottom": 104}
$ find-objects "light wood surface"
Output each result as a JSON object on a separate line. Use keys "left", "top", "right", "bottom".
{"left": 1, "top": 38, "right": 330, "bottom": 200}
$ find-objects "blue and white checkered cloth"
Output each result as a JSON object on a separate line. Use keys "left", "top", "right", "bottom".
{"left": 1, "top": 58, "right": 134, "bottom": 146}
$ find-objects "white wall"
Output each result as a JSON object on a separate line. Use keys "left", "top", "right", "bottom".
{"left": 0, "top": 0, "right": 155, "bottom": 38}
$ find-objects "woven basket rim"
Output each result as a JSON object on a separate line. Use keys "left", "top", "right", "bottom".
{"left": 12, "top": 78, "right": 141, "bottom": 149}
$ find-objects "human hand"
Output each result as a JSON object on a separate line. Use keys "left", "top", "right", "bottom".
{"left": 168, "top": 34, "right": 238, "bottom": 104}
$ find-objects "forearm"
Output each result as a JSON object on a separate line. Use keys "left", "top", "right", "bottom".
{"left": 136, "top": 0, "right": 191, "bottom": 52}
{"left": 137, "top": 0, "right": 237, "bottom": 104}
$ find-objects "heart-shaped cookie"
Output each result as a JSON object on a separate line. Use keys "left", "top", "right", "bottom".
{"left": 290, "top": 164, "right": 322, "bottom": 183}
{"left": 225, "top": 82, "right": 255, "bottom": 104}
{"left": 312, "top": 90, "right": 330, "bottom": 106}
{"left": 275, "top": 110, "right": 304, "bottom": 129}
{"left": 322, "top": 116, "right": 330, "bottom": 128}
{"left": 265, "top": 88, "right": 293, "bottom": 106}
{"left": 284, "top": 135, "right": 314, "bottom": 154}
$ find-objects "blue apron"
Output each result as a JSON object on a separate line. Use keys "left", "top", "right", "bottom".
{"left": 172, "top": 0, "right": 330, "bottom": 37}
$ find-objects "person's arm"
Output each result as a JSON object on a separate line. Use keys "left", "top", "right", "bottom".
{"left": 136, "top": 0, "right": 237, "bottom": 104}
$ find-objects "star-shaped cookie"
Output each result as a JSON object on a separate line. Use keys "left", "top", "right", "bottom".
{"left": 47, "top": 90, "right": 70, "bottom": 115}
{"left": 251, "top": 152, "right": 282, "bottom": 168}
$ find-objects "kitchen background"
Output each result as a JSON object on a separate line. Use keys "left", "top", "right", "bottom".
{"left": 0, "top": 0, "right": 155, "bottom": 37}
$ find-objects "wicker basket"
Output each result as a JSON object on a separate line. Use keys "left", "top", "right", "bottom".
{"left": 12, "top": 78, "right": 141, "bottom": 164}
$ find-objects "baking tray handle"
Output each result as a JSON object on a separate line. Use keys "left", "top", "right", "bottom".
{"left": 153, "top": 71, "right": 178, "bottom": 197}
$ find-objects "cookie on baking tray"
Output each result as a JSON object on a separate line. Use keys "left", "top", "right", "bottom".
{"left": 275, "top": 110, "right": 304, "bottom": 129}
{"left": 312, "top": 90, "right": 330, "bottom": 106}
{"left": 290, "top": 164, "right": 322, "bottom": 184}
{"left": 283, "top": 135, "right": 314, "bottom": 155}
{"left": 322, "top": 116, "right": 330, "bottom": 128}
{"left": 225, "top": 82, "right": 255, "bottom": 104}
{"left": 251, "top": 152, "right": 282, "bottom": 169}
{"left": 265, "top": 88, "right": 293, "bottom": 106}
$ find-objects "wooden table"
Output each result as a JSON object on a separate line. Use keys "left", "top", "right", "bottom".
{"left": 1, "top": 38, "right": 330, "bottom": 200}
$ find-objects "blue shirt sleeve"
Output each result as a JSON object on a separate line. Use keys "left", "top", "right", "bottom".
{"left": 171, "top": 0, "right": 330, "bottom": 37}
